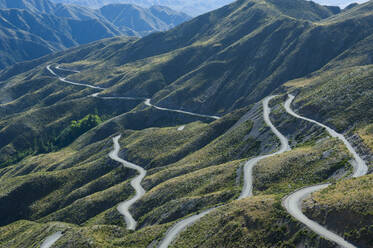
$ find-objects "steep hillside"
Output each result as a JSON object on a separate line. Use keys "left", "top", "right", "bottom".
{"left": 50, "top": 0, "right": 235, "bottom": 16}
{"left": 0, "top": 9, "right": 120, "bottom": 69}
{"left": 48, "top": 0, "right": 370, "bottom": 15}
{"left": 1, "top": 0, "right": 372, "bottom": 169}
{"left": 0, "top": 0, "right": 372, "bottom": 247}
{"left": 22, "top": 0, "right": 371, "bottom": 114}
{"left": 0, "top": 0, "right": 55, "bottom": 12}
{"left": 0, "top": 0, "right": 190, "bottom": 69}
{"left": 99, "top": 4, "right": 190, "bottom": 36}
{"left": 304, "top": 174, "right": 373, "bottom": 248}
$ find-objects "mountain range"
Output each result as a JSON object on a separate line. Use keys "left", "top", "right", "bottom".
{"left": 99, "top": 4, "right": 190, "bottom": 35}
{"left": 316, "top": 0, "right": 369, "bottom": 7}
{"left": 50, "top": 0, "right": 235, "bottom": 16}
{"left": 0, "top": 0, "right": 190, "bottom": 69}
{"left": 49, "top": 0, "right": 371, "bottom": 15}
{"left": 0, "top": 0, "right": 372, "bottom": 247}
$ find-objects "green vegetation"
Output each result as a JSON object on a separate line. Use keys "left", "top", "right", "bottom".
{"left": 56, "top": 114, "right": 102, "bottom": 148}
{"left": 288, "top": 65, "right": 373, "bottom": 133}
{"left": 358, "top": 123, "right": 373, "bottom": 151}
{"left": 304, "top": 174, "right": 373, "bottom": 248}
{"left": 0, "top": 0, "right": 190, "bottom": 69}
{"left": 254, "top": 138, "right": 351, "bottom": 195}
{"left": 168, "top": 196, "right": 334, "bottom": 248}
{"left": 0, "top": 0, "right": 372, "bottom": 247}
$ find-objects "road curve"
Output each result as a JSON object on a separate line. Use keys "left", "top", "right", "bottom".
{"left": 47, "top": 65, "right": 219, "bottom": 120}
{"left": 177, "top": 125, "right": 185, "bottom": 131}
{"left": 92, "top": 95, "right": 146, "bottom": 101}
{"left": 47, "top": 65, "right": 105, "bottom": 90}
{"left": 284, "top": 94, "right": 368, "bottom": 178}
{"left": 157, "top": 208, "right": 214, "bottom": 248}
{"left": 144, "top": 99, "right": 221, "bottom": 120}
{"left": 46, "top": 64, "right": 221, "bottom": 231}
{"left": 55, "top": 65, "right": 80, "bottom": 73}
{"left": 40, "top": 231, "right": 63, "bottom": 248}
{"left": 109, "top": 135, "right": 147, "bottom": 230}
{"left": 239, "top": 95, "right": 291, "bottom": 199}
{"left": 283, "top": 184, "right": 357, "bottom": 248}
{"left": 283, "top": 94, "right": 368, "bottom": 248}
{"left": 157, "top": 95, "right": 290, "bottom": 247}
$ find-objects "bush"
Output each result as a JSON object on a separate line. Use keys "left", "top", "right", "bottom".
{"left": 55, "top": 114, "right": 102, "bottom": 148}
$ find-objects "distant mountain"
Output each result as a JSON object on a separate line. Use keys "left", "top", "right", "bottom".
{"left": 0, "top": 2, "right": 120, "bottom": 69}
{"left": 50, "top": 0, "right": 370, "bottom": 15}
{"left": 313, "top": 0, "right": 369, "bottom": 7}
{"left": 0, "top": 0, "right": 55, "bottom": 12}
{"left": 50, "top": 0, "right": 235, "bottom": 16}
{"left": 99, "top": 4, "right": 190, "bottom": 36}
{"left": 0, "top": 0, "right": 190, "bottom": 69}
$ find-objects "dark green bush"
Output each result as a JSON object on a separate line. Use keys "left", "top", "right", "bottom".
{"left": 55, "top": 114, "right": 102, "bottom": 148}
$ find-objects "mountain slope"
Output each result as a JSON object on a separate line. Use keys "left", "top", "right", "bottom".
{"left": 99, "top": 4, "right": 190, "bottom": 36}
{"left": 0, "top": 7, "right": 120, "bottom": 69}
{"left": 41, "top": 0, "right": 371, "bottom": 114}
{"left": 50, "top": 0, "right": 235, "bottom": 16}
{"left": 0, "top": 0, "right": 190, "bottom": 69}
{"left": 48, "top": 0, "right": 370, "bottom": 16}
{"left": 1, "top": 0, "right": 373, "bottom": 163}
{"left": 0, "top": 0, "right": 55, "bottom": 13}
{"left": 0, "top": 0, "right": 372, "bottom": 247}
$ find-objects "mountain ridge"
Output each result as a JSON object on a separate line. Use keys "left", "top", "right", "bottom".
{"left": 0, "top": 0, "right": 372, "bottom": 247}
{"left": 0, "top": 0, "right": 190, "bottom": 69}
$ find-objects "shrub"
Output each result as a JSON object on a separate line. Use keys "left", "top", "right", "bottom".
{"left": 55, "top": 114, "right": 102, "bottom": 148}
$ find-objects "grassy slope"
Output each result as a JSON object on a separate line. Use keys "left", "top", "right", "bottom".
{"left": 304, "top": 175, "right": 373, "bottom": 248}
{"left": 0, "top": 86, "right": 362, "bottom": 248}
{"left": 254, "top": 138, "right": 351, "bottom": 195}
{"left": 284, "top": 65, "right": 373, "bottom": 171}
{"left": 0, "top": 104, "right": 253, "bottom": 227}
{"left": 276, "top": 13, "right": 373, "bottom": 246}
{"left": 0, "top": 1, "right": 372, "bottom": 247}
{"left": 167, "top": 101, "right": 354, "bottom": 247}
{"left": 168, "top": 195, "right": 336, "bottom": 248}
{"left": 1, "top": 0, "right": 372, "bottom": 167}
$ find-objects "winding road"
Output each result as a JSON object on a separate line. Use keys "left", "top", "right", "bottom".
{"left": 56, "top": 65, "right": 80, "bottom": 73}
{"left": 239, "top": 95, "right": 291, "bottom": 199}
{"left": 144, "top": 99, "right": 220, "bottom": 120}
{"left": 157, "top": 95, "right": 291, "bottom": 247}
{"left": 41, "top": 64, "right": 220, "bottom": 244}
{"left": 177, "top": 125, "right": 185, "bottom": 131}
{"left": 40, "top": 231, "right": 63, "bottom": 248}
{"left": 44, "top": 65, "right": 367, "bottom": 247}
{"left": 284, "top": 94, "right": 367, "bottom": 178}
{"left": 283, "top": 94, "right": 368, "bottom": 248}
{"left": 109, "top": 135, "right": 147, "bottom": 230}
{"left": 47, "top": 65, "right": 105, "bottom": 90}
{"left": 47, "top": 64, "right": 220, "bottom": 120}
{"left": 157, "top": 209, "right": 214, "bottom": 248}
{"left": 282, "top": 184, "right": 358, "bottom": 248}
